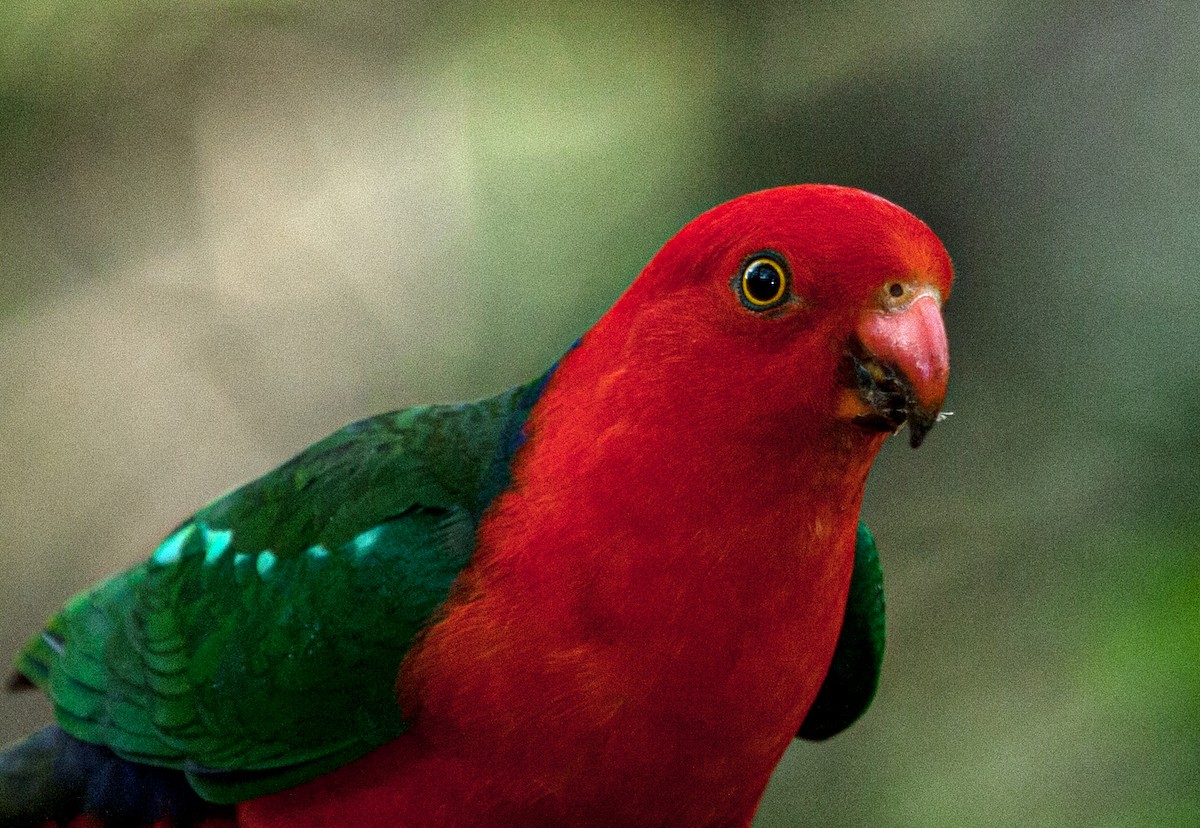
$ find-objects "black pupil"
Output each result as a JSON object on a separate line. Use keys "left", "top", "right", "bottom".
{"left": 745, "top": 262, "right": 782, "bottom": 303}
{"left": 889, "top": 283, "right": 904, "bottom": 297}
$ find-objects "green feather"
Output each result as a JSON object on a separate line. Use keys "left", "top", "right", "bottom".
{"left": 14, "top": 374, "right": 549, "bottom": 804}
{"left": 797, "top": 522, "right": 887, "bottom": 741}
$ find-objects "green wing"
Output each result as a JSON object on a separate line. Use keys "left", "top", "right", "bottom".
{"left": 797, "top": 522, "right": 886, "bottom": 741}
{"left": 14, "top": 376, "right": 547, "bottom": 804}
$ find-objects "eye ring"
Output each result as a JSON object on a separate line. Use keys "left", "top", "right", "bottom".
{"left": 737, "top": 255, "right": 789, "bottom": 310}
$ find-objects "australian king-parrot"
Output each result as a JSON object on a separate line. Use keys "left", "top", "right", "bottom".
{"left": 0, "top": 184, "right": 952, "bottom": 827}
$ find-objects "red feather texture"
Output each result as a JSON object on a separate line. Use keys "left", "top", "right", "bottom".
{"left": 239, "top": 185, "right": 953, "bottom": 827}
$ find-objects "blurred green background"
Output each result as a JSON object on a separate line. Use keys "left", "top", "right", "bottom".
{"left": 1, "top": 1, "right": 1196, "bottom": 825}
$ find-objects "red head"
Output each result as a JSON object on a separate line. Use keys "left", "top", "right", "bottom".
{"left": 560, "top": 184, "right": 952, "bottom": 464}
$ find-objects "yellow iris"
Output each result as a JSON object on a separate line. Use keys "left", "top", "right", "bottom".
{"left": 740, "top": 257, "right": 787, "bottom": 307}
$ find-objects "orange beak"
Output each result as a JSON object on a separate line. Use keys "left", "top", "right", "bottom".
{"left": 854, "top": 293, "right": 950, "bottom": 446}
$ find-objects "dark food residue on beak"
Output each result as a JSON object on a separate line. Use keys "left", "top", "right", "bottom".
{"left": 846, "top": 350, "right": 940, "bottom": 449}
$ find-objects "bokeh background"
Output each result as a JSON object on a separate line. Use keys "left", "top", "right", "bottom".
{"left": 1, "top": 1, "right": 1196, "bottom": 824}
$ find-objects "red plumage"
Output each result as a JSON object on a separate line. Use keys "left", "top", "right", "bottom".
{"left": 236, "top": 185, "right": 952, "bottom": 827}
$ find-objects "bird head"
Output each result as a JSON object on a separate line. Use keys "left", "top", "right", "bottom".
{"left": 583, "top": 184, "right": 953, "bottom": 456}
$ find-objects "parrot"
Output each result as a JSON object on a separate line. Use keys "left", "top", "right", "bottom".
{"left": 0, "top": 184, "right": 952, "bottom": 827}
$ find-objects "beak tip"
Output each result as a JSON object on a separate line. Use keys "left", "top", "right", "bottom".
{"left": 907, "top": 412, "right": 934, "bottom": 449}
{"left": 909, "top": 427, "right": 929, "bottom": 449}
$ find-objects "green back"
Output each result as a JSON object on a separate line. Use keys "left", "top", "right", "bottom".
{"left": 15, "top": 375, "right": 548, "bottom": 804}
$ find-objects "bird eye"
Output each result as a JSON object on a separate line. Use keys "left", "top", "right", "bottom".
{"left": 738, "top": 256, "right": 788, "bottom": 310}
{"left": 888, "top": 282, "right": 905, "bottom": 298}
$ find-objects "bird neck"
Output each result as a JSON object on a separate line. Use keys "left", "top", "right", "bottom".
{"left": 502, "top": 333, "right": 882, "bottom": 595}
{"left": 501, "top": 374, "right": 875, "bottom": 638}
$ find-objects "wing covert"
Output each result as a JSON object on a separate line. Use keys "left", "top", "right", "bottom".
{"left": 796, "top": 521, "right": 886, "bottom": 741}
{"left": 14, "top": 375, "right": 550, "bottom": 804}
